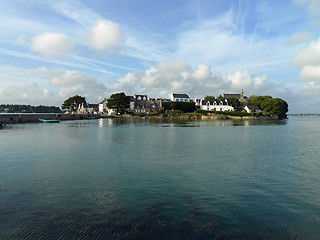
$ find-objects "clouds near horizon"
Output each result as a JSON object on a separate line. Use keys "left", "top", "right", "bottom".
{"left": 113, "top": 60, "right": 280, "bottom": 99}
{"left": 292, "top": 38, "right": 320, "bottom": 95}
{"left": 1, "top": 0, "right": 319, "bottom": 113}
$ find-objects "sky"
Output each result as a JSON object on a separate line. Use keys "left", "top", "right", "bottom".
{"left": 1, "top": 0, "right": 320, "bottom": 113}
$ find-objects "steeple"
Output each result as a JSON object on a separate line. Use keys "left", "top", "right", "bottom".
{"left": 241, "top": 89, "right": 244, "bottom": 97}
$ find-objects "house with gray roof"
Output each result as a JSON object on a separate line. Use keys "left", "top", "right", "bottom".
{"left": 199, "top": 99, "right": 234, "bottom": 112}
{"left": 224, "top": 89, "right": 249, "bottom": 107}
{"left": 133, "top": 100, "right": 162, "bottom": 114}
{"left": 171, "top": 93, "right": 190, "bottom": 102}
{"left": 128, "top": 94, "right": 162, "bottom": 114}
{"left": 244, "top": 105, "right": 262, "bottom": 113}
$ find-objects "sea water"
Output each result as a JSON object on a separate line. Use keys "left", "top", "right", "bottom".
{"left": 0, "top": 116, "right": 319, "bottom": 239}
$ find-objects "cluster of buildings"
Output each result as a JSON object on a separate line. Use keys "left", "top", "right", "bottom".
{"left": 77, "top": 90, "right": 261, "bottom": 115}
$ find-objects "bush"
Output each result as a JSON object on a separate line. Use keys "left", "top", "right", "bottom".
{"left": 195, "top": 109, "right": 208, "bottom": 115}
{"left": 163, "top": 102, "right": 196, "bottom": 113}
{"left": 215, "top": 111, "right": 251, "bottom": 116}
{"left": 165, "top": 110, "right": 182, "bottom": 116}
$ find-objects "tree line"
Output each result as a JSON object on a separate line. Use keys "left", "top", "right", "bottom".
{"left": 0, "top": 104, "right": 61, "bottom": 113}
{"left": 62, "top": 93, "right": 289, "bottom": 119}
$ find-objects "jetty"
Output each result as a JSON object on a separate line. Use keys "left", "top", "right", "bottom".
{"left": 0, "top": 113, "right": 100, "bottom": 124}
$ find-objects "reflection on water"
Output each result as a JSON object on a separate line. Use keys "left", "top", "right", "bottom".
{"left": 0, "top": 189, "right": 301, "bottom": 240}
{"left": 0, "top": 116, "right": 318, "bottom": 240}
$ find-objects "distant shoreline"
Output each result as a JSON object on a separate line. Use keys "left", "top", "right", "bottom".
{"left": 0, "top": 113, "right": 284, "bottom": 124}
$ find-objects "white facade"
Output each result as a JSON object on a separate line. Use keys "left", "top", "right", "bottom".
{"left": 244, "top": 105, "right": 262, "bottom": 113}
{"left": 200, "top": 100, "right": 234, "bottom": 112}
{"left": 98, "top": 98, "right": 108, "bottom": 113}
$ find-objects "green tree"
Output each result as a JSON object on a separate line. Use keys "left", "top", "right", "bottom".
{"left": 204, "top": 95, "right": 215, "bottom": 101}
{"left": 216, "top": 95, "right": 224, "bottom": 101}
{"left": 61, "top": 95, "right": 86, "bottom": 112}
{"left": 226, "top": 96, "right": 240, "bottom": 108}
{"left": 163, "top": 101, "right": 196, "bottom": 113}
{"left": 261, "top": 98, "right": 288, "bottom": 119}
{"left": 249, "top": 95, "right": 272, "bottom": 108}
{"left": 107, "top": 92, "right": 130, "bottom": 114}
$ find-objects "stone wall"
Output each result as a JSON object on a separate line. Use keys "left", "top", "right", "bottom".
{"left": 0, "top": 114, "right": 98, "bottom": 124}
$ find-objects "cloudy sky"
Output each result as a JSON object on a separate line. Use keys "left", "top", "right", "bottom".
{"left": 1, "top": 0, "right": 320, "bottom": 113}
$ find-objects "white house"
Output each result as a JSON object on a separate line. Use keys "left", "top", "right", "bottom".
{"left": 199, "top": 99, "right": 234, "bottom": 112}
{"left": 171, "top": 93, "right": 190, "bottom": 102}
{"left": 78, "top": 103, "right": 99, "bottom": 114}
{"left": 244, "top": 105, "right": 262, "bottom": 113}
{"left": 98, "top": 98, "right": 108, "bottom": 113}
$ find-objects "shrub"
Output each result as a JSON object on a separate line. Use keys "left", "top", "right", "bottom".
{"left": 165, "top": 110, "right": 182, "bottom": 116}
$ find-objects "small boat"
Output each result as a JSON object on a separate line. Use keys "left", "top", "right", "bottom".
{"left": 0, "top": 120, "right": 6, "bottom": 128}
{"left": 38, "top": 118, "right": 60, "bottom": 123}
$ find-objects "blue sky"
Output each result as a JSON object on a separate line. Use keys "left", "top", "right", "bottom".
{"left": 1, "top": 0, "right": 320, "bottom": 113}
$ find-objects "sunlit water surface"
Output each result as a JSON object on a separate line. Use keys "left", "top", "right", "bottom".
{"left": 1, "top": 116, "right": 320, "bottom": 239}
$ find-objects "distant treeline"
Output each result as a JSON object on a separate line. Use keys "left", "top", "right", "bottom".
{"left": 0, "top": 104, "right": 61, "bottom": 113}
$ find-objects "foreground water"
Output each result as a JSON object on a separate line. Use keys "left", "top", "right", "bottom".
{"left": 0, "top": 116, "right": 320, "bottom": 239}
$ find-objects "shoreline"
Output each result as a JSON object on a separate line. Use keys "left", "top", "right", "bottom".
{"left": 0, "top": 113, "right": 280, "bottom": 124}
{"left": 0, "top": 113, "right": 97, "bottom": 124}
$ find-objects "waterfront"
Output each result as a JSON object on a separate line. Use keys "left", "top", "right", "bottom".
{"left": 0, "top": 116, "right": 320, "bottom": 239}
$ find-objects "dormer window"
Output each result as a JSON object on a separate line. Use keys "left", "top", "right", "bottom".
{"left": 138, "top": 96, "right": 141, "bottom": 100}
{"left": 143, "top": 97, "right": 146, "bottom": 100}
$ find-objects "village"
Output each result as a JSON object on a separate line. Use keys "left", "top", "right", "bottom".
{"left": 76, "top": 90, "right": 263, "bottom": 116}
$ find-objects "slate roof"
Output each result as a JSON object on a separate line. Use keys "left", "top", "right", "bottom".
{"left": 134, "top": 94, "right": 148, "bottom": 100}
{"left": 247, "top": 105, "right": 261, "bottom": 111}
{"left": 224, "top": 94, "right": 241, "bottom": 99}
{"left": 201, "top": 100, "right": 228, "bottom": 105}
{"left": 135, "top": 100, "right": 161, "bottom": 109}
{"left": 172, "top": 93, "right": 190, "bottom": 98}
{"left": 98, "top": 98, "right": 108, "bottom": 104}
{"left": 88, "top": 104, "right": 98, "bottom": 108}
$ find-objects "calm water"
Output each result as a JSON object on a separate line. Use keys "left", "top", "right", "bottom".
{"left": 0, "top": 116, "right": 320, "bottom": 239}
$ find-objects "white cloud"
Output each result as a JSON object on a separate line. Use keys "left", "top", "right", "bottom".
{"left": 289, "top": 32, "right": 312, "bottom": 45}
{"left": 112, "top": 60, "right": 278, "bottom": 99}
{"left": 88, "top": 20, "right": 122, "bottom": 51}
{"left": 31, "top": 32, "right": 73, "bottom": 57}
{"left": 0, "top": 81, "right": 55, "bottom": 105}
{"left": 191, "top": 64, "right": 211, "bottom": 82}
{"left": 292, "top": 38, "right": 320, "bottom": 94}
{"left": 292, "top": 0, "right": 320, "bottom": 15}
{"left": 299, "top": 65, "right": 320, "bottom": 81}
{"left": 49, "top": 70, "right": 108, "bottom": 101}
{"left": 291, "top": 38, "right": 320, "bottom": 67}
{"left": 225, "top": 71, "right": 269, "bottom": 91}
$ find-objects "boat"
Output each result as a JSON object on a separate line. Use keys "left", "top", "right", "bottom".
{"left": 0, "top": 120, "right": 6, "bottom": 128}
{"left": 38, "top": 118, "right": 60, "bottom": 123}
